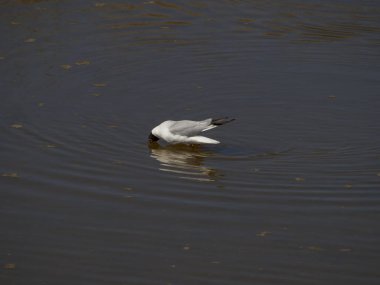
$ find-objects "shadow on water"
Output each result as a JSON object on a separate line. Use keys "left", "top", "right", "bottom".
{"left": 148, "top": 142, "right": 220, "bottom": 182}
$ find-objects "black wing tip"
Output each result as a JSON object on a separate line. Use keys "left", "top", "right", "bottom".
{"left": 211, "top": 117, "right": 236, "bottom": 126}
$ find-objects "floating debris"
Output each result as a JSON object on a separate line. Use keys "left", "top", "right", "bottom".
{"left": 123, "top": 187, "right": 133, "bottom": 191}
{"left": 4, "top": 263, "right": 16, "bottom": 270}
{"left": 75, "top": 60, "right": 90, "bottom": 65}
{"left": 308, "top": 245, "right": 323, "bottom": 252}
{"left": 11, "top": 123, "right": 23, "bottom": 129}
{"left": 183, "top": 244, "right": 191, "bottom": 251}
{"left": 1, "top": 173, "right": 19, "bottom": 178}
{"left": 256, "top": 231, "right": 271, "bottom": 237}
{"left": 24, "top": 38, "right": 36, "bottom": 43}
{"left": 61, "top": 64, "right": 72, "bottom": 70}
{"left": 339, "top": 248, "right": 352, "bottom": 252}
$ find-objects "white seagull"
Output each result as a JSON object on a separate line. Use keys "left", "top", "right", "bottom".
{"left": 148, "top": 117, "right": 235, "bottom": 144}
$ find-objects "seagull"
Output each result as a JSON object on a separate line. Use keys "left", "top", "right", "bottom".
{"left": 148, "top": 117, "right": 235, "bottom": 144}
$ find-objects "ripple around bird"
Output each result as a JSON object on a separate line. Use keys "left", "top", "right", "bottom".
{"left": 1, "top": 1, "right": 380, "bottom": 285}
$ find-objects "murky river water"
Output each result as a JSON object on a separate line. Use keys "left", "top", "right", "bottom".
{"left": 1, "top": 1, "right": 380, "bottom": 284}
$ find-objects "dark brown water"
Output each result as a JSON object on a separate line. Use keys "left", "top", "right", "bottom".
{"left": 1, "top": 1, "right": 380, "bottom": 284}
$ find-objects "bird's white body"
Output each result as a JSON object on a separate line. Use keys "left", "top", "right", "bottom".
{"left": 149, "top": 118, "right": 234, "bottom": 145}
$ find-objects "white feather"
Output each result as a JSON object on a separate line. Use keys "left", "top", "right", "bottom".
{"left": 150, "top": 118, "right": 233, "bottom": 145}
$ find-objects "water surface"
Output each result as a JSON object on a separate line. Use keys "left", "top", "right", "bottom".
{"left": 1, "top": 1, "right": 380, "bottom": 284}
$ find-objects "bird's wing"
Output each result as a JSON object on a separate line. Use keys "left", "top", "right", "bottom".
{"left": 168, "top": 119, "right": 213, "bottom": 137}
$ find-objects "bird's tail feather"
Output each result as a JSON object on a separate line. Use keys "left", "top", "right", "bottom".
{"left": 211, "top": 117, "right": 235, "bottom": 126}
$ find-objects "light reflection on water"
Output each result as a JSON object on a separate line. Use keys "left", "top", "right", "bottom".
{"left": 94, "top": 0, "right": 380, "bottom": 45}
{"left": 149, "top": 143, "right": 220, "bottom": 182}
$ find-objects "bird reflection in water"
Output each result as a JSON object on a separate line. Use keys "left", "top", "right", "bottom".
{"left": 148, "top": 142, "right": 221, "bottom": 182}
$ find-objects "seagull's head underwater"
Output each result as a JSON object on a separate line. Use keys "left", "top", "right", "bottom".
{"left": 148, "top": 117, "right": 235, "bottom": 145}
{"left": 148, "top": 132, "right": 160, "bottom": 143}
